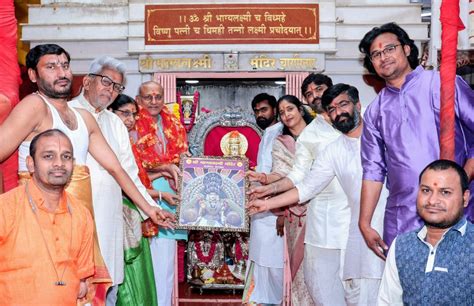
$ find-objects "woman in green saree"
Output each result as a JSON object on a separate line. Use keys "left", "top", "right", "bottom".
{"left": 109, "top": 94, "right": 162, "bottom": 306}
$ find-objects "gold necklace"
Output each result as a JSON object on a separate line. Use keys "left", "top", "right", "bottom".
{"left": 26, "top": 182, "right": 73, "bottom": 286}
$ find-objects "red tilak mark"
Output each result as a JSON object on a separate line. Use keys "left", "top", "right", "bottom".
{"left": 378, "top": 42, "right": 382, "bottom": 49}
{"left": 433, "top": 183, "right": 438, "bottom": 186}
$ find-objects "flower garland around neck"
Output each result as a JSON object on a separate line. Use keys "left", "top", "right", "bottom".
{"left": 134, "top": 105, "right": 188, "bottom": 169}
{"left": 177, "top": 90, "right": 199, "bottom": 133}
{"left": 195, "top": 232, "right": 220, "bottom": 265}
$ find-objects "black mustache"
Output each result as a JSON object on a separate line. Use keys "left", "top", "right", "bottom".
{"left": 335, "top": 113, "right": 350, "bottom": 122}
{"left": 422, "top": 204, "right": 447, "bottom": 212}
{"left": 54, "top": 78, "right": 71, "bottom": 84}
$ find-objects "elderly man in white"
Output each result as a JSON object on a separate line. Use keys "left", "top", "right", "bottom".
{"left": 69, "top": 56, "right": 172, "bottom": 305}
{"left": 248, "top": 84, "right": 387, "bottom": 305}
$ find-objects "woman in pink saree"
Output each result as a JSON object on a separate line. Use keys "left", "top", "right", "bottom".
{"left": 249, "top": 95, "right": 314, "bottom": 305}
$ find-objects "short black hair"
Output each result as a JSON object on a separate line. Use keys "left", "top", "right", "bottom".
{"left": 277, "top": 95, "right": 313, "bottom": 136}
{"left": 26, "top": 44, "right": 71, "bottom": 70}
{"left": 419, "top": 159, "right": 469, "bottom": 193}
{"left": 251, "top": 93, "right": 277, "bottom": 110}
{"left": 301, "top": 73, "right": 333, "bottom": 97}
{"left": 29, "top": 129, "right": 72, "bottom": 160}
{"left": 321, "top": 83, "right": 360, "bottom": 111}
{"left": 108, "top": 94, "right": 138, "bottom": 112}
{"left": 359, "top": 22, "right": 419, "bottom": 74}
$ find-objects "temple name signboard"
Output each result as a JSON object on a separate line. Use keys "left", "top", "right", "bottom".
{"left": 138, "top": 53, "right": 325, "bottom": 72}
{"left": 145, "top": 4, "right": 319, "bottom": 45}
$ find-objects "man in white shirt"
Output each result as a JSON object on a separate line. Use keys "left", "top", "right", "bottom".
{"left": 249, "top": 84, "right": 386, "bottom": 305}
{"left": 69, "top": 56, "right": 171, "bottom": 305}
{"left": 245, "top": 93, "right": 284, "bottom": 305}
{"left": 249, "top": 74, "right": 350, "bottom": 305}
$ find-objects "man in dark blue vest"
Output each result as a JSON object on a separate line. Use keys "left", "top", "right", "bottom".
{"left": 378, "top": 159, "right": 473, "bottom": 305}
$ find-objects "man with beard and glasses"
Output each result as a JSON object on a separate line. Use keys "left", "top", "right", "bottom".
{"left": 0, "top": 44, "right": 174, "bottom": 304}
{"left": 358, "top": 23, "right": 474, "bottom": 261}
{"left": 378, "top": 159, "right": 473, "bottom": 305}
{"left": 248, "top": 74, "right": 348, "bottom": 305}
{"left": 248, "top": 84, "right": 387, "bottom": 305}
{"left": 245, "top": 92, "right": 284, "bottom": 305}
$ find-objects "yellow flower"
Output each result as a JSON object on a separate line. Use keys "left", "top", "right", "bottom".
{"left": 169, "top": 103, "right": 180, "bottom": 119}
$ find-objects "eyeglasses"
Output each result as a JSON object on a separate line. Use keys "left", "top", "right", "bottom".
{"left": 326, "top": 100, "right": 351, "bottom": 115}
{"left": 114, "top": 109, "right": 138, "bottom": 118}
{"left": 89, "top": 73, "right": 125, "bottom": 93}
{"left": 369, "top": 44, "right": 402, "bottom": 62}
{"left": 139, "top": 94, "right": 163, "bottom": 103}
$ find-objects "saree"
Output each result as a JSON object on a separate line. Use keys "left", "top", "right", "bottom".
{"left": 272, "top": 135, "right": 314, "bottom": 306}
{"left": 116, "top": 197, "right": 157, "bottom": 306}
{"left": 19, "top": 165, "right": 112, "bottom": 306}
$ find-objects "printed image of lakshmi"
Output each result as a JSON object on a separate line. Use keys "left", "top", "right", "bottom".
{"left": 179, "top": 171, "right": 245, "bottom": 230}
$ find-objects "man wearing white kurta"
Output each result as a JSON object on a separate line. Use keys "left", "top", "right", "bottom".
{"left": 295, "top": 84, "right": 386, "bottom": 305}
{"left": 247, "top": 93, "right": 284, "bottom": 304}
{"left": 302, "top": 136, "right": 386, "bottom": 305}
{"left": 70, "top": 56, "right": 161, "bottom": 305}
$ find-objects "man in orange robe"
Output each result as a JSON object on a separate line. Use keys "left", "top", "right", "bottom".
{"left": 0, "top": 129, "right": 94, "bottom": 305}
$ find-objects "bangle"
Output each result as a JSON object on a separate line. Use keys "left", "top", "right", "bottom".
{"left": 262, "top": 173, "right": 268, "bottom": 185}
{"left": 159, "top": 191, "right": 162, "bottom": 203}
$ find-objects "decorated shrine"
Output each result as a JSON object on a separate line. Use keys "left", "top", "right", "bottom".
{"left": 179, "top": 105, "right": 262, "bottom": 298}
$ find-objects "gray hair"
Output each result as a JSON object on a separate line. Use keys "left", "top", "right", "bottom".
{"left": 89, "top": 55, "right": 126, "bottom": 76}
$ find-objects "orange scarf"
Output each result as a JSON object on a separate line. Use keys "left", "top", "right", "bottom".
{"left": 134, "top": 105, "right": 188, "bottom": 169}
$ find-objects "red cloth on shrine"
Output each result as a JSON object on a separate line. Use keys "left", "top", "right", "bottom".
{"left": 0, "top": 1, "right": 21, "bottom": 192}
{"left": 203, "top": 126, "right": 261, "bottom": 168}
{"left": 439, "top": 0, "right": 464, "bottom": 161}
{"left": 177, "top": 241, "right": 186, "bottom": 282}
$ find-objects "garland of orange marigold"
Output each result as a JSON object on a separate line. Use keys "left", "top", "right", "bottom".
{"left": 134, "top": 105, "right": 188, "bottom": 169}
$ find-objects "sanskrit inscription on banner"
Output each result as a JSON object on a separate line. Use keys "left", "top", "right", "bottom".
{"left": 145, "top": 4, "right": 319, "bottom": 45}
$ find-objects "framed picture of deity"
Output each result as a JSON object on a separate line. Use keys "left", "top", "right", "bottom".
{"left": 176, "top": 156, "right": 249, "bottom": 232}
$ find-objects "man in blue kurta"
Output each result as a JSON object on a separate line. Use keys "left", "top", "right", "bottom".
{"left": 357, "top": 23, "right": 474, "bottom": 259}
